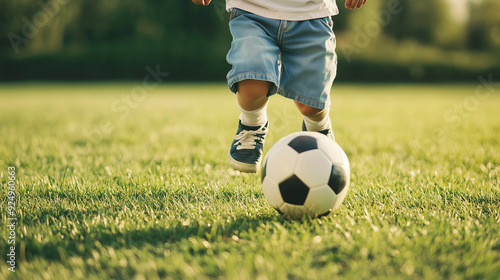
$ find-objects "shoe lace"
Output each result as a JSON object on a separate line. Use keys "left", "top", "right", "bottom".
{"left": 234, "top": 126, "right": 266, "bottom": 150}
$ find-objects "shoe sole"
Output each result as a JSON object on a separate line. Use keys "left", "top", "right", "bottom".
{"left": 227, "top": 153, "right": 260, "bottom": 173}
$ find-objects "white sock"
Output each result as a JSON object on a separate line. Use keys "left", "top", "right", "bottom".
{"left": 303, "top": 111, "right": 331, "bottom": 132}
{"left": 238, "top": 101, "right": 268, "bottom": 126}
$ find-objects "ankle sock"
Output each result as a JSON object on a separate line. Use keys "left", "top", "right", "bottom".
{"left": 303, "top": 112, "right": 331, "bottom": 132}
{"left": 238, "top": 101, "right": 268, "bottom": 126}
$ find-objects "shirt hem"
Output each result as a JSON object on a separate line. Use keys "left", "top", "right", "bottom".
{"left": 226, "top": 3, "right": 339, "bottom": 21}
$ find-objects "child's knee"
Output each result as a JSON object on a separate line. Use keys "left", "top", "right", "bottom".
{"left": 237, "top": 79, "right": 271, "bottom": 100}
{"left": 295, "top": 101, "right": 327, "bottom": 118}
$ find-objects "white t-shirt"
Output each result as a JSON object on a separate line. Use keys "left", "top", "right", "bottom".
{"left": 226, "top": 0, "right": 339, "bottom": 21}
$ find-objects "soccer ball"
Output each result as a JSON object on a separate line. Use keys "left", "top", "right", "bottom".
{"left": 261, "top": 132, "right": 350, "bottom": 218}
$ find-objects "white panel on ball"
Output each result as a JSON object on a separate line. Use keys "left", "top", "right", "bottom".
{"left": 295, "top": 150, "right": 332, "bottom": 188}
{"left": 304, "top": 185, "right": 336, "bottom": 215}
{"left": 279, "top": 203, "right": 307, "bottom": 219}
{"left": 316, "top": 137, "right": 342, "bottom": 164}
{"left": 294, "top": 150, "right": 332, "bottom": 189}
{"left": 265, "top": 145, "right": 299, "bottom": 183}
{"left": 261, "top": 177, "right": 284, "bottom": 209}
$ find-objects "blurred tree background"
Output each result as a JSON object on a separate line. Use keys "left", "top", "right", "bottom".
{"left": 0, "top": 0, "right": 498, "bottom": 82}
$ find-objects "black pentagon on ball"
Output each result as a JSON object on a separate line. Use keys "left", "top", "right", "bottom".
{"left": 328, "top": 164, "right": 347, "bottom": 194}
{"left": 274, "top": 207, "right": 284, "bottom": 215}
{"left": 317, "top": 210, "right": 331, "bottom": 218}
{"left": 279, "top": 175, "right": 310, "bottom": 205}
{"left": 288, "top": 135, "right": 318, "bottom": 153}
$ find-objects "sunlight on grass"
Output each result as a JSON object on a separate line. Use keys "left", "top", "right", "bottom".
{"left": 0, "top": 83, "right": 499, "bottom": 279}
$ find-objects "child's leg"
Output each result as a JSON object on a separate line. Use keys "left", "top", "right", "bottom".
{"left": 237, "top": 79, "right": 270, "bottom": 111}
{"left": 225, "top": 9, "right": 281, "bottom": 172}
{"left": 236, "top": 79, "right": 270, "bottom": 126}
{"left": 295, "top": 101, "right": 334, "bottom": 139}
{"left": 273, "top": 16, "right": 337, "bottom": 139}
{"left": 228, "top": 79, "right": 271, "bottom": 173}
{"left": 294, "top": 101, "right": 328, "bottom": 122}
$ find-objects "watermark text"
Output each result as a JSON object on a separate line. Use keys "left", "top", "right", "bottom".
{"left": 6, "top": 166, "right": 17, "bottom": 273}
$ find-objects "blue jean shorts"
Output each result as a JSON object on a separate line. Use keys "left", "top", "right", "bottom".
{"left": 226, "top": 8, "right": 337, "bottom": 109}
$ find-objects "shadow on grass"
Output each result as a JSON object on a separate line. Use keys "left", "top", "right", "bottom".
{"left": 17, "top": 181, "right": 290, "bottom": 261}
{"left": 19, "top": 185, "right": 498, "bottom": 262}
{"left": 21, "top": 208, "right": 286, "bottom": 262}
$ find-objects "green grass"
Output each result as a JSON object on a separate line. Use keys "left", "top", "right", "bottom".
{"left": 0, "top": 82, "right": 499, "bottom": 279}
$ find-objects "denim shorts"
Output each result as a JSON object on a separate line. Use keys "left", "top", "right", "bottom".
{"left": 226, "top": 8, "right": 337, "bottom": 109}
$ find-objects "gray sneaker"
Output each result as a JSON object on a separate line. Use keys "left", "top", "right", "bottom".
{"left": 228, "top": 120, "right": 268, "bottom": 173}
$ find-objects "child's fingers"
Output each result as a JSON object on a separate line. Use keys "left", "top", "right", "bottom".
{"left": 346, "top": 0, "right": 358, "bottom": 10}
{"left": 345, "top": 0, "right": 366, "bottom": 9}
{"left": 192, "top": 0, "right": 210, "bottom": 6}
{"left": 345, "top": 0, "right": 352, "bottom": 9}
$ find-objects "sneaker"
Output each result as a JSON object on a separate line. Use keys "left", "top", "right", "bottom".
{"left": 228, "top": 120, "right": 268, "bottom": 173}
{"left": 302, "top": 121, "right": 335, "bottom": 140}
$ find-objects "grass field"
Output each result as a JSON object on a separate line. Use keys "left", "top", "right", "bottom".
{"left": 0, "top": 83, "right": 499, "bottom": 279}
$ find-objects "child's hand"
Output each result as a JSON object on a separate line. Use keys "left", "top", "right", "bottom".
{"left": 192, "top": 0, "right": 211, "bottom": 6}
{"left": 345, "top": 0, "right": 367, "bottom": 9}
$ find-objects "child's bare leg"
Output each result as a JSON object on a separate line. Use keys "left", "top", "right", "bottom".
{"left": 294, "top": 101, "right": 328, "bottom": 121}
{"left": 236, "top": 79, "right": 270, "bottom": 125}
{"left": 237, "top": 79, "right": 270, "bottom": 111}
